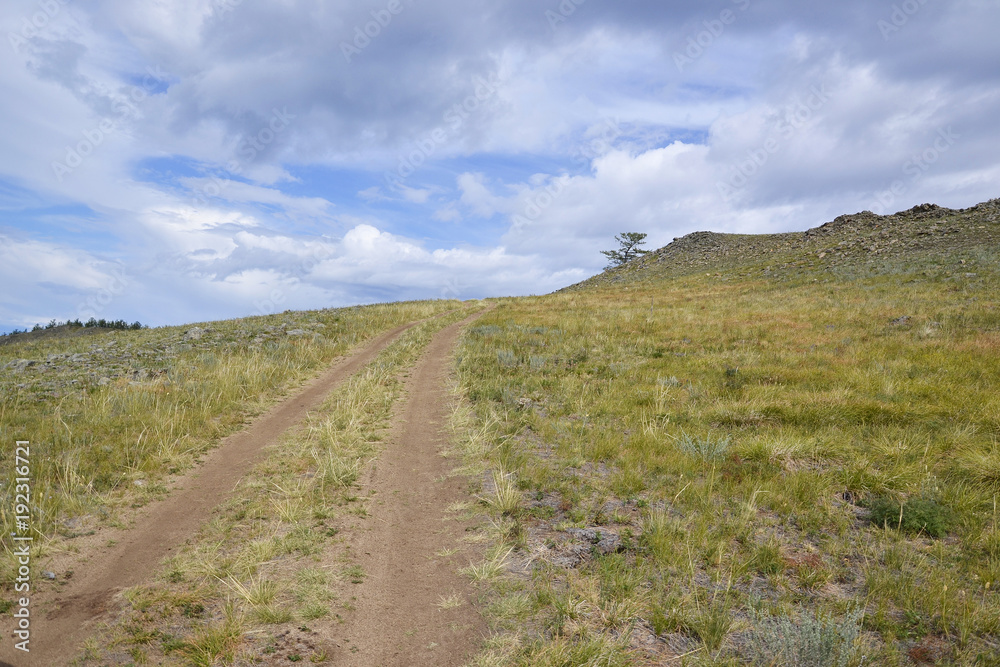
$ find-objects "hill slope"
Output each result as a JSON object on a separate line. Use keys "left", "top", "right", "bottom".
{"left": 3, "top": 198, "right": 999, "bottom": 665}
{"left": 567, "top": 198, "right": 1000, "bottom": 290}
{"left": 454, "top": 198, "right": 1000, "bottom": 664}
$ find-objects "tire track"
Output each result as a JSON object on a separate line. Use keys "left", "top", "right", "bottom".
{"left": 326, "top": 310, "right": 488, "bottom": 666}
{"left": 0, "top": 318, "right": 431, "bottom": 667}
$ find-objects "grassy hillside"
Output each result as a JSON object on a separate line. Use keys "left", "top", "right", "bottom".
{"left": 0, "top": 300, "right": 463, "bottom": 584}
{"left": 454, "top": 200, "right": 1000, "bottom": 665}
{"left": 2, "top": 198, "right": 998, "bottom": 665}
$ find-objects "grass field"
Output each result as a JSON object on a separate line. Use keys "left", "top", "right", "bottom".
{"left": 453, "top": 243, "right": 1000, "bottom": 664}
{"left": 3, "top": 202, "right": 1000, "bottom": 665}
{"left": 73, "top": 308, "right": 473, "bottom": 665}
{"left": 0, "top": 300, "right": 461, "bottom": 589}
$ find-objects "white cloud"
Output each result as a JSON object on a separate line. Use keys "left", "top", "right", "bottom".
{"left": 310, "top": 224, "right": 576, "bottom": 299}
{"left": 357, "top": 186, "right": 381, "bottom": 201}
{"left": 2, "top": 0, "right": 1000, "bottom": 330}
{"left": 180, "top": 178, "right": 333, "bottom": 218}
{"left": 0, "top": 234, "right": 132, "bottom": 327}
{"left": 458, "top": 172, "right": 508, "bottom": 218}
{"left": 399, "top": 185, "right": 433, "bottom": 204}
{"left": 433, "top": 206, "right": 462, "bottom": 223}
{"left": 0, "top": 235, "right": 107, "bottom": 291}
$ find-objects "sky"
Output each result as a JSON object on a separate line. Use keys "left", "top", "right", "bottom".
{"left": 1, "top": 0, "right": 999, "bottom": 331}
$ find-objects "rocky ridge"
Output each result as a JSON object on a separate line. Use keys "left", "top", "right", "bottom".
{"left": 569, "top": 198, "right": 1000, "bottom": 289}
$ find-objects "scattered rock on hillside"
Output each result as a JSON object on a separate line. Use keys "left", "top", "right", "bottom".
{"left": 5, "top": 359, "right": 37, "bottom": 373}
{"left": 523, "top": 526, "right": 625, "bottom": 570}
{"left": 564, "top": 527, "right": 623, "bottom": 555}
{"left": 1, "top": 311, "right": 343, "bottom": 402}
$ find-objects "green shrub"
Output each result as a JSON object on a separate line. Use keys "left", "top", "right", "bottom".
{"left": 864, "top": 496, "right": 952, "bottom": 538}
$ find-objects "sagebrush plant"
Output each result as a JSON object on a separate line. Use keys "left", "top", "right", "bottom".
{"left": 677, "top": 431, "right": 732, "bottom": 462}
{"left": 34, "top": 307, "right": 477, "bottom": 664}
{"left": 453, "top": 229, "right": 1000, "bottom": 664}
{"left": 747, "top": 607, "right": 863, "bottom": 667}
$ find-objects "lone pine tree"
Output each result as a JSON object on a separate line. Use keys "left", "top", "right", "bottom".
{"left": 601, "top": 232, "right": 649, "bottom": 269}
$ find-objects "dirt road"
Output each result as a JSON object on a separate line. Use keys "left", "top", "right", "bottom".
{"left": 1, "top": 315, "right": 484, "bottom": 666}
{"left": 326, "top": 312, "right": 486, "bottom": 666}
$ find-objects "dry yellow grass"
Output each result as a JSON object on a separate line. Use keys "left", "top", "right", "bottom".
{"left": 453, "top": 245, "right": 1000, "bottom": 664}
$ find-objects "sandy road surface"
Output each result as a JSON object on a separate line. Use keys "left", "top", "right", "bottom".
{"left": 326, "top": 311, "right": 487, "bottom": 667}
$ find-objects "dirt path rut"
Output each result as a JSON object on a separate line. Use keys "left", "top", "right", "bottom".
{"left": 328, "top": 312, "right": 486, "bottom": 667}
{"left": 1, "top": 320, "right": 425, "bottom": 667}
